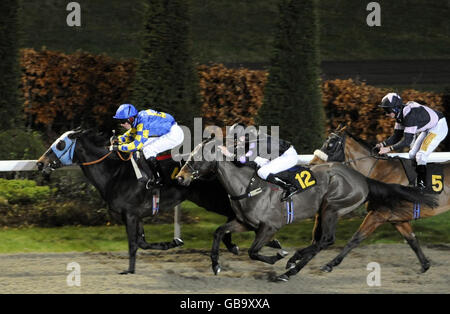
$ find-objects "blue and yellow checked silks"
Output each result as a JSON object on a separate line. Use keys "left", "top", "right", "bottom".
{"left": 118, "top": 109, "right": 175, "bottom": 152}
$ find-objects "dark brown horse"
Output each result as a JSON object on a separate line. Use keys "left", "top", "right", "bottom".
{"left": 311, "top": 125, "right": 450, "bottom": 273}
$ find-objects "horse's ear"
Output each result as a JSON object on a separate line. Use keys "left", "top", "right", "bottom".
{"left": 68, "top": 127, "right": 84, "bottom": 139}
{"left": 204, "top": 125, "right": 223, "bottom": 142}
{"left": 336, "top": 122, "right": 348, "bottom": 133}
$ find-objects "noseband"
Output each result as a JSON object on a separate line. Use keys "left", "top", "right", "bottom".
{"left": 184, "top": 161, "right": 201, "bottom": 180}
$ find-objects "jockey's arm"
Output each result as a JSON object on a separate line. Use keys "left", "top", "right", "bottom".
{"left": 383, "top": 122, "right": 405, "bottom": 146}
{"left": 118, "top": 123, "right": 150, "bottom": 153}
{"left": 118, "top": 129, "right": 135, "bottom": 144}
{"left": 391, "top": 132, "right": 414, "bottom": 151}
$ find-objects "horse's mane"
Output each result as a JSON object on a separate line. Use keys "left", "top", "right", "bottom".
{"left": 80, "top": 129, "right": 110, "bottom": 147}
{"left": 344, "top": 131, "right": 374, "bottom": 152}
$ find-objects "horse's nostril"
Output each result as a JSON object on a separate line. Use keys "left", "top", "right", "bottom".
{"left": 177, "top": 176, "right": 184, "bottom": 183}
{"left": 37, "top": 162, "right": 44, "bottom": 171}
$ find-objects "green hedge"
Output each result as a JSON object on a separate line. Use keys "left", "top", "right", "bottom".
{"left": 0, "top": 178, "right": 54, "bottom": 204}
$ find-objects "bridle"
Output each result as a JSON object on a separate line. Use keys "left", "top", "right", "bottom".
{"left": 318, "top": 132, "right": 382, "bottom": 177}
{"left": 184, "top": 161, "right": 201, "bottom": 180}
{"left": 43, "top": 145, "right": 132, "bottom": 173}
{"left": 80, "top": 150, "right": 132, "bottom": 166}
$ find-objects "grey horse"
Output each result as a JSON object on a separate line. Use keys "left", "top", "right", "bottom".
{"left": 176, "top": 139, "right": 437, "bottom": 281}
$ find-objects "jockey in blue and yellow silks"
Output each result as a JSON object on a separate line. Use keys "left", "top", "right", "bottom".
{"left": 111, "top": 104, "right": 184, "bottom": 187}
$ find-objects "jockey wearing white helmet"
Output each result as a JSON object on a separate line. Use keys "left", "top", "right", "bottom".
{"left": 376, "top": 93, "right": 448, "bottom": 188}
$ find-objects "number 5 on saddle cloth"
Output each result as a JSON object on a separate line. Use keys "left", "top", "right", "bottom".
{"left": 398, "top": 159, "right": 444, "bottom": 194}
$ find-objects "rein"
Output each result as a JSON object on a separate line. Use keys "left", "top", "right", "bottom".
{"left": 80, "top": 150, "right": 132, "bottom": 166}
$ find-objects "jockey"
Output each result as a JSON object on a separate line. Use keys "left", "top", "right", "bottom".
{"left": 376, "top": 93, "right": 448, "bottom": 188}
{"left": 111, "top": 104, "right": 184, "bottom": 187}
{"left": 227, "top": 123, "right": 299, "bottom": 201}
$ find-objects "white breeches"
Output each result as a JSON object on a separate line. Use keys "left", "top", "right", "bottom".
{"left": 409, "top": 118, "right": 448, "bottom": 165}
{"left": 257, "top": 146, "right": 299, "bottom": 180}
{"left": 142, "top": 123, "right": 185, "bottom": 159}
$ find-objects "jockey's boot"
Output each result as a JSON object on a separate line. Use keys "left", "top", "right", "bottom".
{"left": 416, "top": 164, "right": 427, "bottom": 190}
{"left": 148, "top": 157, "right": 163, "bottom": 187}
{"left": 266, "top": 174, "right": 298, "bottom": 201}
{"left": 135, "top": 155, "right": 152, "bottom": 186}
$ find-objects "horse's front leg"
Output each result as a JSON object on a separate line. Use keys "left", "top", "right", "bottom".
{"left": 211, "top": 220, "right": 249, "bottom": 275}
{"left": 221, "top": 218, "right": 240, "bottom": 255}
{"left": 137, "top": 221, "right": 184, "bottom": 250}
{"left": 248, "top": 223, "right": 287, "bottom": 265}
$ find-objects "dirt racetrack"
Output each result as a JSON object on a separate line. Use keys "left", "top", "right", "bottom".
{"left": 0, "top": 244, "right": 449, "bottom": 294}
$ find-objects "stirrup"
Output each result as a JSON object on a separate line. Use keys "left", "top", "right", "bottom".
{"left": 146, "top": 173, "right": 163, "bottom": 188}
{"left": 416, "top": 180, "right": 426, "bottom": 190}
{"left": 281, "top": 188, "right": 298, "bottom": 202}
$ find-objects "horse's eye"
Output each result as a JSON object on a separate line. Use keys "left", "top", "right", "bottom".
{"left": 56, "top": 140, "right": 66, "bottom": 151}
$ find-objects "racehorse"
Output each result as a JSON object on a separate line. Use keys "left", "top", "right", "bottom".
{"left": 311, "top": 125, "right": 450, "bottom": 273}
{"left": 36, "top": 128, "right": 277, "bottom": 274}
{"left": 175, "top": 139, "right": 437, "bottom": 281}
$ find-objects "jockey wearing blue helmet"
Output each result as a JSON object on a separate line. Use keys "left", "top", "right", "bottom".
{"left": 111, "top": 104, "right": 184, "bottom": 188}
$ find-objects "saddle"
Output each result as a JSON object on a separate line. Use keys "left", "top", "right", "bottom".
{"left": 397, "top": 158, "right": 444, "bottom": 194}
{"left": 274, "top": 165, "right": 317, "bottom": 195}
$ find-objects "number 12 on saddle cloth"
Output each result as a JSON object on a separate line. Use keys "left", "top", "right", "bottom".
{"left": 276, "top": 166, "right": 317, "bottom": 192}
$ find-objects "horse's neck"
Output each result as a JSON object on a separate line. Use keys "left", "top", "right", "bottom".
{"left": 346, "top": 137, "right": 378, "bottom": 177}
{"left": 78, "top": 145, "right": 118, "bottom": 199}
{"left": 217, "top": 162, "right": 255, "bottom": 197}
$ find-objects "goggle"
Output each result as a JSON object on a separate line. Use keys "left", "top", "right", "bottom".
{"left": 383, "top": 107, "right": 399, "bottom": 115}
{"left": 118, "top": 118, "right": 131, "bottom": 124}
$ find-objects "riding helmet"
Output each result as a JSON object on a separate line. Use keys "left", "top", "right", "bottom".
{"left": 113, "top": 104, "right": 138, "bottom": 120}
{"left": 379, "top": 93, "right": 403, "bottom": 115}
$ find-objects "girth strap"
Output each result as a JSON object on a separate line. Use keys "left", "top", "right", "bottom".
{"left": 229, "top": 172, "right": 263, "bottom": 201}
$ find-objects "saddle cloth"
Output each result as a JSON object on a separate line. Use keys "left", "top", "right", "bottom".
{"left": 398, "top": 158, "right": 444, "bottom": 194}
{"left": 275, "top": 165, "right": 317, "bottom": 192}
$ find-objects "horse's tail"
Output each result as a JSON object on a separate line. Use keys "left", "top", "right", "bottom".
{"left": 365, "top": 177, "right": 438, "bottom": 210}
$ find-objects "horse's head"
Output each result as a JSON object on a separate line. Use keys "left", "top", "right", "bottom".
{"left": 311, "top": 126, "right": 347, "bottom": 164}
{"left": 36, "top": 128, "right": 84, "bottom": 174}
{"left": 36, "top": 128, "right": 110, "bottom": 175}
{"left": 176, "top": 138, "right": 223, "bottom": 186}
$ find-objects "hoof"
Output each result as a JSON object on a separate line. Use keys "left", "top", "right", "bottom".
{"left": 275, "top": 274, "right": 289, "bottom": 282}
{"left": 173, "top": 238, "right": 184, "bottom": 247}
{"left": 285, "top": 262, "right": 296, "bottom": 270}
{"left": 229, "top": 245, "right": 240, "bottom": 256}
{"left": 119, "top": 270, "right": 135, "bottom": 275}
{"left": 321, "top": 264, "right": 333, "bottom": 273}
{"left": 212, "top": 264, "right": 221, "bottom": 275}
{"left": 277, "top": 250, "right": 289, "bottom": 259}
{"left": 421, "top": 262, "right": 431, "bottom": 273}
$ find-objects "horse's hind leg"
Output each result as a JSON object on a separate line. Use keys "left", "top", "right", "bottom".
{"left": 121, "top": 213, "right": 139, "bottom": 274}
{"left": 286, "top": 213, "right": 321, "bottom": 269}
{"left": 137, "top": 221, "right": 184, "bottom": 250}
{"left": 211, "top": 220, "right": 249, "bottom": 275}
{"left": 393, "top": 222, "right": 431, "bottom": 273}
{"left": 278, "top": 209, "right": 338, "bottom": 281}
{"left": 248, "top": 223, "right": 286, "bottom": 265}
{"left": 321, "top": 210, "right": 386, "bottom": 273}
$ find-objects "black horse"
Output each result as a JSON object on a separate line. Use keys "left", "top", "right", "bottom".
{"left": 36, "top": 128, "right": 280, "bottom": 274}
